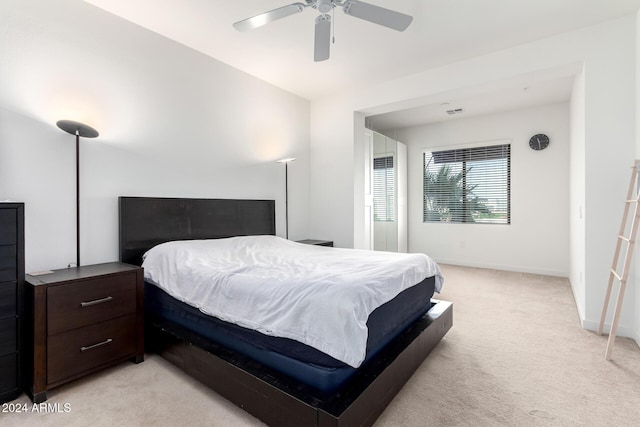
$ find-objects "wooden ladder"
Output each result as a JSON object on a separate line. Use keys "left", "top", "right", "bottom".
{"left": 598, "top": 159, "right": 640, "bottom": 360}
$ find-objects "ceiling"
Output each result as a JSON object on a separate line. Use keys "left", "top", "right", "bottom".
{"left": 83, "top": 0, "right": 640, "bottom": 127}
{"left": 370, "top": 76, "right": 575, "bottom": 130}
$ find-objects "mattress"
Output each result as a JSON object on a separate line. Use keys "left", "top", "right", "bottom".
{"left": 142, "top": 235, "right": 443, "bottom": 367}
{"left": 145, "top": 275, "right": 436, "bottom": 392}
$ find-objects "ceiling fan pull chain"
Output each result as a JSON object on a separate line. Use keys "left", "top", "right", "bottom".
{"left": 332, "top": 4, "right": 336, "bottom": 44}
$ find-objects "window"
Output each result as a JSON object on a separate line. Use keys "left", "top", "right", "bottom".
{"left": 373, "top": 156, "right": 395, "bottom": 222}
{"left": 423, "top": 143, "right": 510, "bottom": 224}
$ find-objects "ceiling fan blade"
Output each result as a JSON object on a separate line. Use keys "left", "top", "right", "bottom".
{"left": 342, "top": 0, "right": 413, "bottom": 31}
{"left": 233, "top": 3, "right": 307, "bottom": 32}
{"left": 314, "top": 14, "right": 331, "bottom": 62}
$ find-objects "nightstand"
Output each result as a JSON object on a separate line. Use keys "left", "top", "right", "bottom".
{"left": 296, "top": 239, "right": 334, "bottom": 247}
{"left": 24, "top": 262, "right": 144, "bottom": 403}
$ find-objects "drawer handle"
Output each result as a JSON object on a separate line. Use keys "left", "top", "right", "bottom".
{"left": 80, "top": 338, "right": 113, "bottom": 352}
{"left": 80, "top": 296, "right": 113, "bottom": 308}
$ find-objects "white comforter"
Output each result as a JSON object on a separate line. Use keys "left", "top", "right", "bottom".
{"left": 142, "top": 235, "right": 443, "bottom": 368}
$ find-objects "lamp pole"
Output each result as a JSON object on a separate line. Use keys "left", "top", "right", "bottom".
{"left": 277, "top": 157, "right": 296, "bottom": 239}
{"left": 57, "top": 120, "right": 99, "bottom": 267}
{"left": 75, "top": 131, "right": 80, "bottom": 266}
{"left": 285, "top": 161, "right": 289, "bottom": 239}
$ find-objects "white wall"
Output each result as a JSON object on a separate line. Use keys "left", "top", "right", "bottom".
{"left": 0, "top": 0, "right": 310, "bottom": 272}
{"left": 581, "top": 18, "right": 636, "bottom": 337}
{"left": 393, "top": 103, "right": 570, "bottom": 276}
{"left": 310, "top": 94, "right": 356, "bottom": 248}
{"left": 309, "top": 15, "right": 637, "bottom": 339}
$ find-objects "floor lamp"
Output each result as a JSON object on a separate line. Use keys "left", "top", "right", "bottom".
{"left": 277, "top": 157, "right": 296, "bottom": 239}
{"left": 56, "top": 120, "right": 99, "bottom": 267}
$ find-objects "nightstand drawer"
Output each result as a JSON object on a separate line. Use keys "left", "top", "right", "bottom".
{"left": 47, "top": 314, "right": 136, "bottom": 384}
{"left": 0, "top": 246, "right": 16, "bottom": 283}
{"left": 0, "top": 282, "right": 16, "bottom": 318}
{"left": 0, "top": 317, "right": 16, "bottom": 356}
{"left": 47, "top": 273, "right": 137, "bottom": 334}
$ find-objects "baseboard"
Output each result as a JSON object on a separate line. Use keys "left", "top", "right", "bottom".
{"left": 567, "top": 278, "right": 585, "bottom": 324}
{"left": 434, "top": 258, "right": 568, "bottom": 278}
{"left": 583, "top": 319, "right": 636, "bottom": 339}
{"left": 433, "top": 259, "right": 640, "bottom": 344}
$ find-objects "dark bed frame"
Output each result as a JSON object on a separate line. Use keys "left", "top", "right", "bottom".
{"left": 118, "top": 196, "right": 452, "bottom": 427}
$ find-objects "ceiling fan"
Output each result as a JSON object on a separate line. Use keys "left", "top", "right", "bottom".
{"left": 233, "top": 0, "right": 413, "bottom": 62}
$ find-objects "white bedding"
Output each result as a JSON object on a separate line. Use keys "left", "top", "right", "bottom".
{"left": 142, "top": 235, "right": 443, "bottom": 368}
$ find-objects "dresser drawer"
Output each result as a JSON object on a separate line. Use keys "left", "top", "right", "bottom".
{"left": 0, "top": 317, "right": 16, "bottom": 356}
{"left": 0, "top": 282, "right": 16, "bottom": 319}
{"left": 47, "top": 314, "right": 136, "bottom": 384}
{"left": 47, "top": 273, "right": 137, "bottom": 334}
{"left": 0, "top": 246, "right": 16, "bottom": 283}
{"left": 0, "top": 209, "right": 16, "bottom": 245}
{"left": 0, "top": 353, "right": 17, "bottom": 394}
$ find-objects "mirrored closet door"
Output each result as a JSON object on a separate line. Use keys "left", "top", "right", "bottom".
{"left": 364, "top": 130, "right": 407, "bottom": 252}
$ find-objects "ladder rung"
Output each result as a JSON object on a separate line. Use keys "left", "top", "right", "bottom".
{"left": 625, "top": 199, "right": 639, "bottom": 203}
{"left": 610, "top": 269, "right": 622, "bottom": 281}
{"left": 618, "top": 234, "right": 632, "bottom": 242}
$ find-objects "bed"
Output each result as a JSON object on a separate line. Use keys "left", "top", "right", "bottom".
{"left": 119, "top": 196, "right": 452, "bottom": 427}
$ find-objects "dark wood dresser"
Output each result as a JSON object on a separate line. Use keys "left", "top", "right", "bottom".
{"left": 24, "top": 262, "right": 144, "bottom": 403}
{"left": 0, "top": 202, "right": 24, "bottom": 403}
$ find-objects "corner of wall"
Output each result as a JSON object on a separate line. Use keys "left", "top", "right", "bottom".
{"left": 635, "top": 7, "right": 640, "bottom": 348}
{"left": 569, "top": 65, "right": 586, "bottom": 327}
{"left": 569, "top": 276, "right": 586, "bottom": 324}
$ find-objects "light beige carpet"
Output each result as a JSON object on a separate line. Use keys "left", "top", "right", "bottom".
{"left": 3, "top": 264, "right": 640, "bottom": 426}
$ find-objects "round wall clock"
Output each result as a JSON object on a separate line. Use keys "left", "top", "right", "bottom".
{"left": 529, "top": 134, "right": 550, "bottom": 151}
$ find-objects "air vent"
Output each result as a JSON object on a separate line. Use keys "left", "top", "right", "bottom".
{"left": 446, "top": 108, "right": 464, "bottom": 115}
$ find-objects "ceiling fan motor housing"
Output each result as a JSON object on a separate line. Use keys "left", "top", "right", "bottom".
{"left": 316, "top": 0, "right": 334, "bottom": 14}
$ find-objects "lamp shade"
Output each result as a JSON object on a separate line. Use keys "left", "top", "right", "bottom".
{"left": 56, "top": 120, "right": 99, "bottom": 138}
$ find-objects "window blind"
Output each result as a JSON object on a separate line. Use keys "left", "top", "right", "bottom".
{"left": 423, "top": 144, "right": 510, "bottom": 224}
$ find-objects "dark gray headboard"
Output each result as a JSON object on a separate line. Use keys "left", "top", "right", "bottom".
{"left": 119, "top": 197, "right": 276, "bottom": 266}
